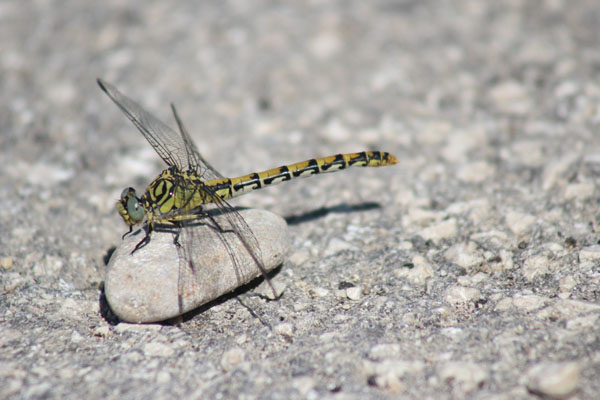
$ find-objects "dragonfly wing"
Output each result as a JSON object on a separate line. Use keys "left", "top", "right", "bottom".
{"left": 97, "top": 79, "right": 190, "bottom": 171}
{"left": 170, "top": 104, "right": 225, "bottom": 181}
{"left": 170, "top": 180, "right": 275, "bottom": 298}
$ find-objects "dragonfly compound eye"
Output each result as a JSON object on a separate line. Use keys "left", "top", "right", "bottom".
{"left": 126, "top": 195, "right": 144, "bottom": 223}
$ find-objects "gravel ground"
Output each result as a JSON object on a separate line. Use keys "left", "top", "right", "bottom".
{"left": 2, "top": 1, "right": 600, "bottom": 399}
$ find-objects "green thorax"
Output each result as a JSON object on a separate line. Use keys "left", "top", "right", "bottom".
{"left": 140, "top": 167, "right": 214, "bottom": 224}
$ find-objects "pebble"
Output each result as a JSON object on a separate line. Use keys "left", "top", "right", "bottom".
{"left": 275, "top": 323, "right": 294, "bottom": 337}
{"left": 311, "top": 287, "right": 329, "bottom": 298}
{"left": 505, "top": 211, "right": 536, "bottom": 235}
{"left": 563, "top": 182, "right": 594, "bottom": 201}
{"left": 220, "top": 347, "right": 245, "bottom": 372}
{"left": 511, "top": 140, "right": 545, "bottom": 168}
{"left": 346, "top": 286, "right": 363, "bottom": 300}
{"left": 489, "top": 80, "right": 532, "bottom": 115}
{"left": 512, "top": 294, "right": 549, "bottom": 312}
{"left": 444, "top": 242, "right": 484, "bottom": 269}
{"left": 324, "top": 237, "right": 356, "bottom": 256}
{"left": 456, "top": 161, "right": 495, "bottom": 183}
{"left": 542, "top": 153, "right": 579, "bottom": 190}
{"left": 437, "top": 361, "right": 488, "bottom": 392}
{"left": 445, "top": 285, "right": 481, "bottom": 305}
{"left": 105, "top": 209, "right": 290, "bottom": 323}
{"left": 566, "top": 314, "right": 598, "bottom": 330}
{"left": 368, "top": 344, "right": 401, "bottom": 361}
{"left": 404, "top": 255, "right": 434, "bottom": 286}
{"left": 522, "top": 255, "right": 551, "bottom": 281}
{"left": 578, "top": 245, "right": 600, "bottom": 262}
{"left": 365, "top": 360, "right": 425, "bottom": 392}
{"left": 143, "top": 342, "right": 175, "bottom": 358}
{"left": 526, "top": 362, "right": 580, "bottom": 399}
{"left": 419, "top": 218, "right": 458, "bottom": 242}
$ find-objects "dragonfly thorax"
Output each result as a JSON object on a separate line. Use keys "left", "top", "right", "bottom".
{"left": 117, "top": 187, "right": 144, "bottom": 226}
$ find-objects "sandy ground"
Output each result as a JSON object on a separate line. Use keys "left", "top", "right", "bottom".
{"left": 1, "top": 1, "right": 600, "bottom": 399}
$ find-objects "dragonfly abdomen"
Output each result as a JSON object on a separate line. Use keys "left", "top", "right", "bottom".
{"left": 207, "top": 151, "right": 398, "bottom": 200}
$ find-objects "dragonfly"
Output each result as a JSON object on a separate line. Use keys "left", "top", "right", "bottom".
{"left": 98, "top": 78, "right": 398, "bottom": 306}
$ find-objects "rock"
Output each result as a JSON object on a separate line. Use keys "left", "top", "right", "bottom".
{"left": 368, "top": 344, "right": 401, "bottom": 361}
{"left": 579, "top": 245, "right": 600, "bottom": 263}
{"left": 526, "top": 362, "right": 580, "bottom": 399}
{"left": 444, "top": 242, "right": 484, "bottom": 270}
{"left": 438, "top": 361, "right": 488, "bottom": 392}
{"left": 346, "top": 286, "right": 363, "bottom": 300}
{"left": 445, "top": 285, "right": 481, "bottom": 305}
{"left": 220, "top": 347, "right": 245, "bottom": 372}
{"left": 522, "top": 255, "right": 551, "bottom": 281}
{"left": 563, "top": 182, "right": 594, "bottom": 201}
{"left": 456, "top": 161, "right": 495, "bottom": 183}
{"left": 512, "top": 294, "right": 549, "bottom": 312}
{"left": 105, "top": 209, "right": 290, "bottom": 323}
{"left": 420, "top": 218, "right": 458, "bottom": 242}
{"left": 505, "top": 211, "right": 536, "bottom": 235}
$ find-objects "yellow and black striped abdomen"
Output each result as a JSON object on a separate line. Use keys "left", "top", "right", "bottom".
{"left": 205, "top": 151, "right": 398, "bottom": 201}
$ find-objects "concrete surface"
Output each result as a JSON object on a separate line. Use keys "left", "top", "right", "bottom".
{"left": 1, "top": 1, "right": 600, "bottom": 399}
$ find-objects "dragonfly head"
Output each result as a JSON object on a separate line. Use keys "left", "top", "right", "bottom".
{"left": 117, "top": 187, "right": 145, "bottom": 226}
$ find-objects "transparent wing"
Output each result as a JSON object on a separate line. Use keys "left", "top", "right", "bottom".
{"left": 170, "top": 179, "right": 275, "bottom": 302}
{"left": 98, "top": 79, "right": 191, "bottom": 171}
{"left": 170, "top": 104, "right": 225, "bottom": 181}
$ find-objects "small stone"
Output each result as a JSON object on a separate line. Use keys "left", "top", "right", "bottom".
{"left": 526, "top": 362, "right": 580, "bottom": 399}
{"left": 324, "top": 237, "right": 356, "bottom": 256}
{"left": 0, "top": 256, "right": 13, "bottom": 269}
{"left": 489, "top": 80, "right": 532, "bottom": 115}
{"left": 346, "top": 286, "right": 363, "bottom": 300}
{"left": 404, "top": 207, "right": 438, "bottom": 227}
{"left": 445, "top": 286, "right": 481, "bottom": 305}
{"left": 235, "top": 334, "right": 247, "bottom": 345}
{"left": 438, "top": 362, "right": 488, "bottom": 392}
{"left": 578, "top": 245, "right": 600, "bottom": 262}
{"left": 512, "top": 294, "right": 548, "bottom": 312}
{"left": 505, "top": 211, "right": 536, "bottom": 235}
{"left": 275, "top": 322, "right": 294, "bottom": 336}
{"left": 542, "top": 153, "right": 579, "bottom": 190}
{"left": 292, "top": 376, "right": 315, "bottom": 397}
{"left": 113, "top": 323, "right": 161, "bottom": 334}
{"left": 522, "top": 255, "right": 550, "bottom": 281}
{"left": 70, "top": 331, "right": 84, "bottom": 344}
{"left": 368, "top": 344, "right": 401, "bottom": 361}
{"left": 365, "top": 360, "right": 425, "bottom": 392}
{"left": 563, "top": 183, "right": 594, "bottom": 201}
{"left": 311, "top": 287, "right": 329, "bottom": 297}
{"left": 494, "top": 297, "right": 513, "bottom": 311}
{"left": 511, "top": 140, "right": 545, "bottom": 167}
{"left": 58, "top": 367, "right": 75, "bottom": 380}
{"left": 566, "top": 314, "right": 599, "bottom": 330}
{"left": 92, "top": 326, "right": 110, "bottom": 337}
{"left": 444, "top": 242, "right": 484, "bottom": 269}
{"left": 288, "top": 248, "right": 311, "bottom": 265}
{"left": 143, "top": 342, "right": 175, "bottom": 358}
{"left": 456, "top": 161, "right": 494, "bottom": 183}
{"left": 420, "top": 218, "right": 458, "bottom": 242}
{"left": 559, "top": 275, "right": 577, "bottom": 292}
{"left": 220, "top": 347, "right": 245, "bottom": 372}
{"left": 105, "top": 209, "right": 290, "bottom": 323}
{"left": 255, "top": 279, "right": 287, "bottom": 300}
{"left": 156, "top": 371, "right": 171, "bottom": 384}
{"left": 405, "top": 256, "right": 433, "bottom": 286}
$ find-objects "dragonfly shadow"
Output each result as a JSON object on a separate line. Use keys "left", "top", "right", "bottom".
{"left": 284, "top": 201, "right": 382, "bottom": 226}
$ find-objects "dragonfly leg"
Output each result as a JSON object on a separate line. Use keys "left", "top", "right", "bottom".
{"left": 121, "top": 225, "right": 133, "bottom": 240}
{"left": 131, "top": 225, "right": 152, "bottom": 254}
